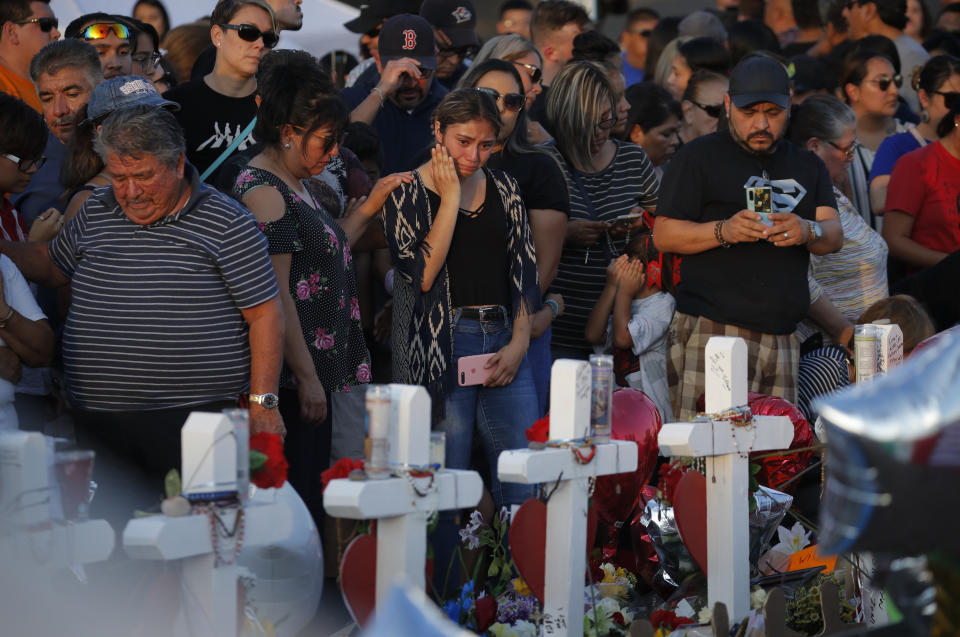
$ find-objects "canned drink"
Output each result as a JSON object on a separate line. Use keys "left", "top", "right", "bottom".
{"left": 854, "top": 324, "right": 878, "bottom": 383}
{"left": 590, "top": 354, "right": 613, "bottom": 443}
{"left": 365, "top": 385, "right": 392, "bottom": 479}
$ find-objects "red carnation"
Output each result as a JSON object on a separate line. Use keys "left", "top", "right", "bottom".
{"left": 475, "top": 594, "right": 498, "bottom": 632}
{"left": 321, "top": 457, "right": 365, "bottom": 493}
{"left": 249, "top": 432, "right": 288, "bottom": 489}
{"left": 612, "top": 612, "right": 626, "bottom": 626}
{"left": 526, "top": 414, "right": 549, "bottom": 443}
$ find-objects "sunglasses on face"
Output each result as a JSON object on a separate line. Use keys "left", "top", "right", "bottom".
{"left": 845, "top": 0, "right": 860, "bottom": 8}
{"left": 691, "top": 100, "right": 723, "bottom": 119}
{"left": 596, "top": 116, "right": 619, "bottom": 130}
{"left": 218, "top": 23, "right": 280, "bottom": 49}
{"left": 628, "top": 29, "right": 652, "bottom": 37}
{"left": 826, "top": 138, "right": 859, "bottom": 160}
{"left": 365, "top": 24, "right": 382, "bottom": 38}
{"left": 15, "top": 16, "right": 58, "bottom": 32}
{"left": 293, "top": 127, "right": 344, "bottom": 155}
{"left": 868, "top": 75, "right": 902, "bottom": 92}
{"left": 80, "top": 23, "right": 131, "bottom": 41}
{"left": 933, "top": 90, "right": 960, "bottom": 110}
{"left": 438, "top": 46, "right": 476, "bottom": 61}
{"left": 512, "top": 61, "right": 542, "bottom": 86}
{"left": 474, "top": 87, "right": 525, "bottom": 112}
{"left": 2, "top": 153, "right": 46, "bottom": 173}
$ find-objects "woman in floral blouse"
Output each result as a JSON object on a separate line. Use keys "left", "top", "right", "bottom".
{"left": 234, "top": 51, "right": 410, "bottom": 521}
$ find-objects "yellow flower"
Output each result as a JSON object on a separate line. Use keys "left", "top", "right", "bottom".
{"left": 513, "top": 577, "right": 532, "bottom": 596}
{"left": 601, "top": 563, "right": 617, "bottom": 583}
{"left": 615, "top": 567, "right": 627, "bottom": 580}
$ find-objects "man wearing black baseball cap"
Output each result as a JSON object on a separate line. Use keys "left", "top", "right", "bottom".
{"left": 341, "top": 13, "right": 448, "bottom": 173}
{"left": 342, "top": 0, "right": 421, "bottom": 88}
{"left": 653, "top": 54, "right": 843, "bottom": 420}
{"left": 419, "top": 0, "right": 479, "bottom": 89}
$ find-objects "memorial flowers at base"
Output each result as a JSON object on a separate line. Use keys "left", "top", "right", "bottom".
{"left": 249, "top": 432, "right": 288, "bottom": 489}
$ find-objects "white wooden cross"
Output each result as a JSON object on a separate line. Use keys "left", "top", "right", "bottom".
{"left": 498, "top": 360, "right": 639, "bottom": 637}
{"left": 658, "top": 336, "right": 794, "bottom": 621}
{"left": 0, "top": 432, "right": 115, "bottom": 572}
{"left": 323, "top": 384, "right": 483, "bottom": 607}
{"left": 123, "top": 412, "right": 294, "bottom": 637}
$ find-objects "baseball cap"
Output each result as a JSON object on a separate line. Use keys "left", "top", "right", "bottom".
{"left": 729, "top": 55, "right": 791, "bottom": 109}
{"left": 377, "top": 14, "right": 438, "bottom": 70}
{"left": 419, "top": 0, "right": 480, "bottom": 49}
{"left": 344, "top": 0, "right": 422, "bottom": 35}
{"left": 789, "top": 55, "right": 827, "bottom": 95}
{"left": 84, "top": 75, "right": 179, "bottom": 125}
{"left": 678, "top": 10, "right": 727, "bottom": 44}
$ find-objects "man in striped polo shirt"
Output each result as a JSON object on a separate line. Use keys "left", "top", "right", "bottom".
{"left": 2, "top": 104, "right": 285, "bottom": 479}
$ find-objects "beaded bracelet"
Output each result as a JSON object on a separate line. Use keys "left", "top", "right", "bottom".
{"left": 544, "top": 298, "right": 560, "bottom": 319}
{"left": 370, "top": 86, "right": 385, "bottom": 108}
{"left": 715, "top": 220, "right": 732, "bottom": 248}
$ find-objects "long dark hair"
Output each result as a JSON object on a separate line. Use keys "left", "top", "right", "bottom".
{"left": 456, "top": 58, "right": 537, "bottom": 157}
{"left": 431, "top": 88, "right": 502, "bottom": 139}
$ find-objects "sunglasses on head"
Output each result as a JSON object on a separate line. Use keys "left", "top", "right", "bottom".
{"left": 2, "top": 153, "right": 46, "bottom": 173}
{"left": 933, "top": 90, "right": 960, "bottom": 110}
{"left": 868, "top": 75, "right": 902, "bottom": 92}
{"left": 80, "top": 23, "right": 131, "bottom": 41}
{"left": 218, "top": 23, "right": 280, "bottom": 49}
{"left": 691, "top": 100, "right": 723, "bottom": 119}
{"left": 474, "top": 87, "right": 525, "bottom": 112}
{"left": 15, "top": 16, "right": 58, "bottom": 32}
{"left": 512, "top": 61, "right": 542, "bottom": 85}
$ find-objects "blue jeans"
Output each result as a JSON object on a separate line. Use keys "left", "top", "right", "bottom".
{"left": 438, "top": 312, "right": 537, "bottom": 509}
{"left": 528, "top": 325, "right": 552, "bottom": 418}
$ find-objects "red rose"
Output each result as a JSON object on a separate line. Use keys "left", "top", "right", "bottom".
{"left": 649, "top": 610, "right": 692, "bottom": 629}
{"left": 475, "top": 594, "right": 498, "bottom": 632}
{"left": 249, "top": 432, "right": 288, "bottom": 489}
{"left": 612, "top": 612, "right": 626, "bottom": 626}
{"left": 526, "top": 414, "right": 549, "bottom": 443}
{"left": 321, "top": 457, "right": 365, "bottom": 493}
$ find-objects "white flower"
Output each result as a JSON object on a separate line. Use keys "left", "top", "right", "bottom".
{"left": 697, "top": 607, "right": 713, "bottom": 624}
{"left": 770, "top": 521, "right": 811, "bottom": 555}
{"left": 750, "top": 587, "right": 768, "bottom": 610}
{"left": 600, "top": 562, "right": 617, "bottom": 582}
{"left": 489, "top": 620, "right": 538, "bottom": 637}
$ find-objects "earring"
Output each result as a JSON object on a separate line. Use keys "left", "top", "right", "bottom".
{"left": 921, "top": 111, "right": 930, "bottom": 123}
{"left": 284, "top": 142, "right": 291, "bottom": 148}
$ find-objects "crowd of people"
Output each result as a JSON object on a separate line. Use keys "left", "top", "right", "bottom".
{"left": 0, "top": 0, "right": 959, "bottom": 596}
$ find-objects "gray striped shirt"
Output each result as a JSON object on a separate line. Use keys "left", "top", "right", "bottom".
{"left": 49, "top": 166, "right": 278, "bottom": 411}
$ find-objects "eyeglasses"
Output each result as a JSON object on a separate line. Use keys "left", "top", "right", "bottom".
{"left": 365, "top": 24, "right": 382, "bottom": 38}
{"left": 512, "top": 61, "right": 542, "bottom": 86}
{"left": 845, "top": 0, "right": 861, "bottom": 8}
{"left": 2, "top": 153, "right": 46, "bottom": 173}
{"left": 474, "top": 87, "right": 525, "bottom": 112}
{"left": 627, "top": 29, "right": 652, "bottom": 37}
{"left": 867, "top": 75, "right": 902, "bottom": 92}
{"left": 80, "top": 23, "right": 131, "bottom": 41}
{"left": 932, "top": 90, "right": 960, "bottom": 110}
{"left": 596, "top": 116, "right": 619, "bottom": 130}
{"left": 691, "top": 100, "right": 723, "bottom": 119}
{"left": 438, "top": 46, "right": 476, "bottom": 61}
{"left": 218, "top": 23, "right": 280, "bottom": 49}
{"left": 132, "top": 51, "right": 163, "bottom": 72}
{"left": 826, "top": 138, "right": 859, "bottom": 159}
{"left": 14, "top": 17, "right": 58, "bottom": 33}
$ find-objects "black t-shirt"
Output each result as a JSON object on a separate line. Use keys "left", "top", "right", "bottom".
{"left": 427, "top": 176, "right": 511, "bottom": 308}
{"left": 163, "top": 80, "right": 258, "bottom": 184}
{"left": 486, "top": 150, "right": 568, "bottom": 214}
{"left": 527, "top": 84, "right": 549, "bottom": 125}
{"left": 658, "top": 129, "right": 836, "bottom": 334}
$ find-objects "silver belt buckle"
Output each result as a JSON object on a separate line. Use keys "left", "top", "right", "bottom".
{"left": 479, "top": 306, "right": 498, "bottom": 322}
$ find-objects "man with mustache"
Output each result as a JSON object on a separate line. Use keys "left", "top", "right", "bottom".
{"left": 12, "top": 39, "right": 102, "bottom": 224}
{"left": 653, "top": 54, "right": 844, "bottom": 420}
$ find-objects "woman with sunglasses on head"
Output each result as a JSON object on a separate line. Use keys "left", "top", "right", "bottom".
{"left": 869, "top": 55, "right": 960, "bottom": 217}
{"left": 545, "top": 61, "right": 659, "bottom": 362}
{"left": 382, "top": 88, "right": 539, "bottom": 596}
{"left": 163, "top": 0, "right": 278, "bottom": 185}
{"left": 457, "top": 59, "right": 568, "bottom": 416}
{"left": 883, "top": 92, "right": 960, "bottom": 271}
{"left": 840, "top": 49, "right": 911, "bottom": 228}
{"left": 788, "top": 95, "right": 889, "bottom": 349}
{"left": 677, "top": 70, "right": 728, "bottom": 147}
{"left": 0, "top": 94, "right": 58, "bottom": 430}
{"left": 234, "top": 50, "right": 412, "bottom": 526}
{"left": 472, "top": 34, "right": 551, "bottom": 143}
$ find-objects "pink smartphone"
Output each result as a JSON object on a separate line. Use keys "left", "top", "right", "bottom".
{"left": 458, "top": 354, "right": 496, "bottom": 386}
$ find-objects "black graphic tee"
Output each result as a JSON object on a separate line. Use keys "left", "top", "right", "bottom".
{"left": 164, "top": 80, "right": 257, "bottom": 183}
{"left": 658, "top": 129, "right": 836, "bottom": 334}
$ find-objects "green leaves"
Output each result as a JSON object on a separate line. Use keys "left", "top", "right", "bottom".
{"left": 249, "top": 449, "right": 268, "bottom": 471}
{"left": 164, "top": 469, "right": 181, "bottom": 499}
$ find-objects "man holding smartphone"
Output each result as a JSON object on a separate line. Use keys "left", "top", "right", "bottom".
{"left": 653, "top": 54, "right": 843, "bottom": 420}
{"left": 342, "top": 13, "right": 448, "bottom": 174}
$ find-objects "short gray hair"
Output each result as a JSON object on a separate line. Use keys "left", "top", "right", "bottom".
{"left": 473, "top": 34, "right": 542, "bottom": 67}
{"left": 94, "top": 105, "right": 185, "bottom": 168}
{"left": 788, "top": 94, "right": 856, "bottom": 146}
{"left": 29, "top": 39, "right": 103, "bottom": 88}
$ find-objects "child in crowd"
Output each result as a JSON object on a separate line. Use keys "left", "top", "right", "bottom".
{"left": 585, "top": 228, "right": 676, "bottom": 421}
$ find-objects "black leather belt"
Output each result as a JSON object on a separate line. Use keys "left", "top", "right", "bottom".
{"left": 458, "top": 306, "right": 506, "bottom": 321}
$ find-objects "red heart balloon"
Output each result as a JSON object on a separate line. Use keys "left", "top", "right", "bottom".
{"left": 593, "top": 389, "right": 663, "bottom": 526}
{"left": 339, "top": 534, "right": 377, "bottom": 627}
{"left": 508, "top": 498, "right": 599, "bottom": 603}
{"left": 672, "top": 471, "right": 708, "bottom": 574}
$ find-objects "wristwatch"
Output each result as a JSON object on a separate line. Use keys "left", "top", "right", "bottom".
{"left": 249, "top": 392, "right": 280, "bottom": 409}
{"left": 806, "top": 220, "right": 823, "bottom": 245}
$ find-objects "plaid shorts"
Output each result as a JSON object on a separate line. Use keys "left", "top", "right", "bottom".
{"left": 667, "top": 312, "right": 799, "bottom": 421}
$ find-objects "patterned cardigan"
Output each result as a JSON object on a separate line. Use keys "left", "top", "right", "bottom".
{"left": 382, "top": 167, "right": 540, "bottom": 417}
